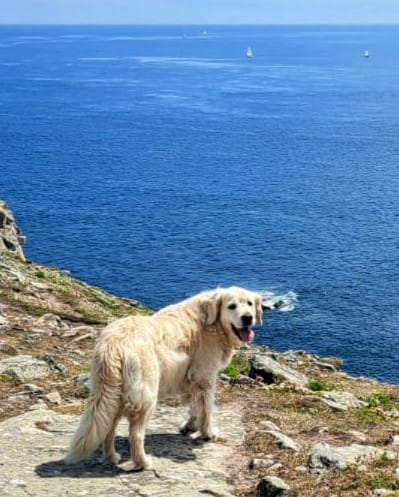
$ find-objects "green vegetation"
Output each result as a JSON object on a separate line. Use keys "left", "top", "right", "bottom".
{"left": 365, "top": 474, "right": 398, "bottom": 491}
{"left": 352, "top": 407, "right": 388, "bottom": 426}
{"left": 306, "top": 379, "right": 335, "bottom": 392}
{"left": 223, "top": 355, "right": 250, "bottom": 378}
{"left": 367, "top": 393, "right": 394, "bottom": 410}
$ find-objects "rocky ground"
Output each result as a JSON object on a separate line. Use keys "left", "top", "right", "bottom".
{"left": 1, "top": 203, "right": 399, "bottom": 496}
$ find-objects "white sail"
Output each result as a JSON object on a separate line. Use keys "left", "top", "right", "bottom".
{"left": 364, "top": 50, "right": 369, "bottom": 58}
{"left": 246, "top": 46, "right": 253, "bottom": 58}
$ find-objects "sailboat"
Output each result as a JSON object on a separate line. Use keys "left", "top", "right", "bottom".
{"left": 364, "top": 50, "right": 369, "bottom": 58}
{"left": 246, "top": 46, "right": 253, "bottom": 58}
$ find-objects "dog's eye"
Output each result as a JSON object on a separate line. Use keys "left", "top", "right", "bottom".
{"left": 227, "top": 303, "right": 237, "bottom": 310}
{"left": 247, "top": 301, "right": 253, "bottom": 306}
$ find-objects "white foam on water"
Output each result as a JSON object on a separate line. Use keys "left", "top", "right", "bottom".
{"left": 59, "top": 35, "right": 93, "bottom": 39}
{"left": 132, "top": 56, "right": 235, "bottom": 69}
{"left": 258, "top": 289, "right": 298, "bottom": 312}
{"left": 79, "top": 57, "right": 121, "bottom": 62}
{"left": 16, "top": 36, "right": 50, "bottom": 40}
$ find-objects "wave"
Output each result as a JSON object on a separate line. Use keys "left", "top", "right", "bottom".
{"left": 107, "top": 35, "right": 213, "bottom": 41}
{"left": 258, "top": 289, "right": 298, "bottom": 312}
{"left": 79, "top": 57, "right": 121, "bottom": 62}
{"left": 133, "top": 56, "right": 235, "bottom": 69}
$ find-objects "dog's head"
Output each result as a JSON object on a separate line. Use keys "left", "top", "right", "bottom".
{"left": 201, "top": 287, "right": 263, "bottom": 344}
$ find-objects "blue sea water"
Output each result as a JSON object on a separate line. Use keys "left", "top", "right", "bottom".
{"left": 1, "top": 24, "right": 399, "bottom": 383}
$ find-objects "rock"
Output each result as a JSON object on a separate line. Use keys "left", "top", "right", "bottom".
{"left": 312, "top": 361, "right": 337, "bottom": 372}
{"left": 74, "top": 373, "right": 91, "bottom": 396}
{"left": 309, "top": 443, "right": 395, "bottom": 472}
{"left": 394, "top": 468, "right": 399, "bottom": 482}
{"left": 0, "top": 201, "right": 26, "bottom": 261}
{"left": 40, "top": 354, "right": 68, "bottom": 375}
{"left": 34, "top": 313, "right": 69, "bottom": 335}
{"left": 29, "top": 401, "right": 48, "bottom": 411}
{"left": 62, "top": 325, "right": 95, "bottom": 339}
{"left": 320, "top": 391, "right": 367, "bottom": 411}
{"left": 0, "top": 314, "right": 8, "bottom": 329}
{"left": 0, "top": 341, "right": 18, "bottom": 355}
{"left": 23, "top": 383, "right": 44, "bottom": 394}
{"left": 6, "top": 393, "right": 29, "bottom": 404}
{"left": 229, "top": 374, "right": 258, "bottom": 386}
{"left": 260, "top": 420, "right": 281, "bottom": 432}
{"left": 347, "top": 430, "right": 368, "bottom": 442}
{"left": 264, "top": 430, "right": 300, "bottom": 452}
{"left": 0, "top": 404, "right": 243, "bottom": 497}
{"left": 257, "top": 476, "right": 296, "bottom": 497}
{"left": 392, "top": 435, "right": 399, "bottom": 446}
{"left": 198, "top": 486, "right": 236, "bottom": 497}
{"left": 42, "top": 391, "right": 62, "bottom": 405}
{"left": 0, "top": 355, "right": 51, "bottom": 383}
{"left": 249, "top": 456, "right": 275, "bottom": 469}
{"left": 373, "top": 490, "right": 393, "bottom": 497}
{"left": 249, "top": 355, "right": 308, "bottom": 386}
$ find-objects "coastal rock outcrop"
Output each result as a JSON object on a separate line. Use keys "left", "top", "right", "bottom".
{"left": 0, "top": 201, "right": 26, "bottom": 261}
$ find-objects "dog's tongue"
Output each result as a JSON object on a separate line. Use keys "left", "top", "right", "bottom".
{"left": 239, "top": 328, "right": 255, "bottom": 343}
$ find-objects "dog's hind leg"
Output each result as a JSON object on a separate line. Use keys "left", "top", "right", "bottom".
{"left": 180, "top": 407, "right": 198, "bottom": 435}
{"left": 102, "top": 412, "right": 122, "bottom": 465}
{"left": 128, "top": 399, "right": 156, "bottom": 470}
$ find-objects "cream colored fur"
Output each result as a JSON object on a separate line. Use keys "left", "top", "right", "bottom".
{"left": 65, "top": 286, "right": 263, "bottom": 470}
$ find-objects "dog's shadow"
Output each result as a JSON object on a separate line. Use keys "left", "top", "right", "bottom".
{"left": 35, "top": 432, "right": 206, "bottom": 479}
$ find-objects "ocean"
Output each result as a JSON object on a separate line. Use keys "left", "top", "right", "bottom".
{"left": 1, "top": 24, "right": 399, "bottom": 383}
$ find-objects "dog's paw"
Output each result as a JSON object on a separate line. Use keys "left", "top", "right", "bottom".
{"left": 191, "top": 427, "right": 219, "bottom": 442}
{"left": 103, "top": 452, "right": 121, "bottom": 465}
{"left": 133, "top": 455, "right": 153, "bottom": 471}
{"left": 180, "top": 421, "right": 196, "bottom": 435}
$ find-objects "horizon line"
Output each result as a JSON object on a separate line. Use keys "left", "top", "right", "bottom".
{"left": 1, "top": 22, "right": 399, "bottom": 26}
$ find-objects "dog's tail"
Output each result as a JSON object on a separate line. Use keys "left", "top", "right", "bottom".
{"left": 64, "top": 360, "right": 122, "bottom": 464}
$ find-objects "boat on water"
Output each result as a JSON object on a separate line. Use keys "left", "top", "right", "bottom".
{"left": 364, "top": 50, "right": 369, "bottom": 58}
{"left": 246, "top": 46, "right": 253, "bottom": 58}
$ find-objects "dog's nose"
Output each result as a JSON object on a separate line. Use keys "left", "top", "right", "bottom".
{"left": 241, "top": 315, "right": 253, "bottom": 326}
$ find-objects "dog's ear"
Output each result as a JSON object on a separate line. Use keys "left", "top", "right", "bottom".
{"left": 200, "top": 291, "right": 222, "bottom": 325}
{"left": 255, "top": 294, "right": 263, "bottom": 325}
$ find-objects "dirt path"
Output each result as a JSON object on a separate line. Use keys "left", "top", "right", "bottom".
{"left": 0, "top": 404, "right": 243, "bottom": 497}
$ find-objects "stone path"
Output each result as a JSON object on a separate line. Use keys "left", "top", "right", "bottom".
{"left": 0, "top": 404, "right": 243, "bottom": 497}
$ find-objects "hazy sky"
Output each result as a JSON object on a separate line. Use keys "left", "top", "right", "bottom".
{"left": 1, "top": 0, "right": 399, "bottom": 25}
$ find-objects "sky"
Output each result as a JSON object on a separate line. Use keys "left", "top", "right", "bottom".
{"left": 1, "top": 0, "right": 399, "bottom": 25}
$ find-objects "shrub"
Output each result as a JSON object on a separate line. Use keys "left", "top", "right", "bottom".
{"left": 367, "top": 393, "right": 394, "bottom": 411}
{"left": 223, "top": 356, "right": 250, "bottom": 378}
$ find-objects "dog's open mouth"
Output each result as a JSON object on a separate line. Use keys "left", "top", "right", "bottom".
{"left": 232, "top": 324, "right": 255, "bottom": 343}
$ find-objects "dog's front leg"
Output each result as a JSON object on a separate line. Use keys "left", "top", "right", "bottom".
{"left": 192, "top": 381, "right": 219, "bottom": 441}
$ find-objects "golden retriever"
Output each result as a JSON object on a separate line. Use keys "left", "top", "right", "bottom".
{"left": 65, "top": 286, "right": 263, "bottom": 470}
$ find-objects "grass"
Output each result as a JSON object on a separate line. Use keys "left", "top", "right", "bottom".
{"left": 306, "top": 379, "right": 335, "bottom": 392}
{"left": 364, "top": 474, "right": 399, "bottom": 491}
{"left": 367, "top": 393, "right": 394, "bottom": 410}
{"left": 223, "top": 355, "right": 250, "bottom": 378}
{"left": 2, "top": 250, "right": 399, "bottom": 497}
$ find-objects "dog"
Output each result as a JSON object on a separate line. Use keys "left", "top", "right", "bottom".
{"left": 65, "top": 286, "right": 264, "bottom": 470}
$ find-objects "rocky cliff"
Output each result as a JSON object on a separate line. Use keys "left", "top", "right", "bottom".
{"left": 0, "top": 202, "right": 398, "bottom": 497}
{"left": 0, "top": 201, "right": 26, "bottom": 261}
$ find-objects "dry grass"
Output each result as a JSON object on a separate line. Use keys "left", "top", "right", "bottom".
{"left": 1, "top": 254, "right": 399, "bottom": 496}
{"left": 218, "top": 369, "right": 399, "bottom": 497}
